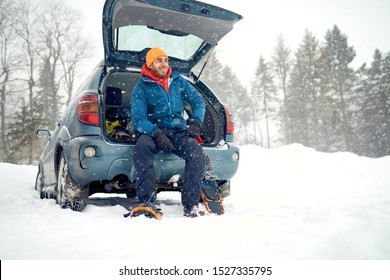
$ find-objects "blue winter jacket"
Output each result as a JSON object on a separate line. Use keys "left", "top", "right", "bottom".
{"left": 131, "top": 70, "right": 205, "bottom": 136}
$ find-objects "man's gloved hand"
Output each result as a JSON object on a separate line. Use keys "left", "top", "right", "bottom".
{"left": 152, "top": 130, "right": 174, "bottom": 152}
{"left": 185, "top": 119, "right": 202, "bottom": 138}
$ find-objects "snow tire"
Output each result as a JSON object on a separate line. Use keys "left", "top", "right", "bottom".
{"left": 56, "top": 153, "right": 86, "bottom": 212}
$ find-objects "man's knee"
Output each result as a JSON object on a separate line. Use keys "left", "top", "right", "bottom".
{"left": 134, "top": 134, "right": 156, "bottom": 154}
{"left": 182, "top": 137, "right": 203, "bottom": 158}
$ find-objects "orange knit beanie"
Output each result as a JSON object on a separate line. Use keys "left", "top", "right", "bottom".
{"left": 146, "top": 48, "right": 168, "bottom": 68}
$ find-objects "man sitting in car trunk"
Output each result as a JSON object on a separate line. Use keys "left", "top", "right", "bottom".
{"left": 131, "top": 48, "right": 206, "bottom": 217}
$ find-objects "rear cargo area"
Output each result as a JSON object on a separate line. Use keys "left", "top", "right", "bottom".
{"left": 102, "top": 70, "right": 221, "bottom": 145}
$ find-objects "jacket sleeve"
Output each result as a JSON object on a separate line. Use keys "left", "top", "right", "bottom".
{"left": 181, "top": 78, "right": 206, "bottom": 123}
{"left": 131, "top": 82, "right": 158, "bottom": 135}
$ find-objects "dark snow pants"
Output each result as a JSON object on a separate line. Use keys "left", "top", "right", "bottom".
{"left": 133, "top": 129, "right": 205, "bottom": 209}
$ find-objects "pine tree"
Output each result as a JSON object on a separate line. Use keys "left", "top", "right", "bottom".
{"left": 251, "top": 56, "right": 277, "bottom": 148}
{"left": 219, "top": 66, "right": 252, "bottom": 144}
{"left": 196, "top": 52, "right": 251, "bottom": 144}
{"left": 288, "top": 30, "right": 322, "bottom": 148}
{"left": 357, "top": 50, "right": 390, "bottom": 157}
{"left": 272, "top": 34, "right": 292, "bottom": 144}
{"left": 4, "top": 98, "right": 47, "bottom": 164}
{"left": 320, "top": 25, "right": 357, "bottom": 151}
{"left": 351, "top": 62, "right": 369, "bottom": 154}
{"left": 380, "top": 51, "right": 390, "bottom": 156}
{"left": 36, "top": 57, "right": 63, "bottom": 129}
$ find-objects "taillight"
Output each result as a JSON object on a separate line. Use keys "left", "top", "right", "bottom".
{"left": 224, "top": 106, "right": 234, "bottom": 134}
{"left": 77, "top": 94, "right": 100, "bottom": 126}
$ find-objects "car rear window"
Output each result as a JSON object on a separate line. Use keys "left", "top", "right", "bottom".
{"left": 114, "top": 25, "right": 204, "bottom": 60}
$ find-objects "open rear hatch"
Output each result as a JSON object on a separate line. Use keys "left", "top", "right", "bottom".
{"left": 102, "top": 0, "right": 242, "bottom": 75}
{"left": 101, "top": 0, "right": 242, "bottom": 144}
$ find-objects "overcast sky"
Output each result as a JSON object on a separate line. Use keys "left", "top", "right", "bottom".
{"left": 66, "top": 0, "right": 390, "bottom": 87}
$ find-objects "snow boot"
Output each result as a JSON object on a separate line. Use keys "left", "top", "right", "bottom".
{"left": 183, "top": 205, "right": 205, "bottom": 218}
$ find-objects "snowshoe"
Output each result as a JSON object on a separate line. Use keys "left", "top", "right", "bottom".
{"left": 123, "top": 203, "right": 163, "bottom": 220}
{"left": 200, "top": 153, "right": 225, "bottom": 215}
{"left": 200, "top": 181, "right": 224, "bottom": 215}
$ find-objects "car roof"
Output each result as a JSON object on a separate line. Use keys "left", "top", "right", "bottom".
{"left": 102, "top": 0, "right": 242, "bottom": 74}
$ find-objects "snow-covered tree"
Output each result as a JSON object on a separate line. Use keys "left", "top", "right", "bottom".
{"left": 319, "top": 25, "right": 357, "bottom": 151}
{"left": 251, "top": 56, "right": 277, "bottom": 147}
{"left": 272, "top": 35, "right": 292, "bottom": 144}
{"left": 288, "top": 30, "right": 322, "bottom": 147}
{"left": 357, "top": 50, "right": 390, "bottom": 157}
{"left": 196, "top": 52, "right": 251, "bottom": 144}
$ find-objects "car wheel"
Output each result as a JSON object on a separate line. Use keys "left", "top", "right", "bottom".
{"left": 56, "top": 153, "right": 86, "bottom": 211}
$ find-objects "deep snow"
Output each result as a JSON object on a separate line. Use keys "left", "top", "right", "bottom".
{"left": 1, "top": 144, "right": 390, "bottom": 261}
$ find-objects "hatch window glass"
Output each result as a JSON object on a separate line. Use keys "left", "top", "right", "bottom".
{"left": 114, "top": 25, "right": 205, "bottom": 60}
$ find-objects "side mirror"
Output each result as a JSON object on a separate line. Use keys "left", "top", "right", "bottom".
{"left": 36, "top": 128, "right": 52, "bottom": 141}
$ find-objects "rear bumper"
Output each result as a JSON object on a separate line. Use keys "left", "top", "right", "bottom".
{"left": 64, "top": 136, "right": 239, "bottom": 187}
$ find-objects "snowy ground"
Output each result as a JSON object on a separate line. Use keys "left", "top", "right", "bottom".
{"left": 1, "top": 144, "right": 390, "bottom": 261}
